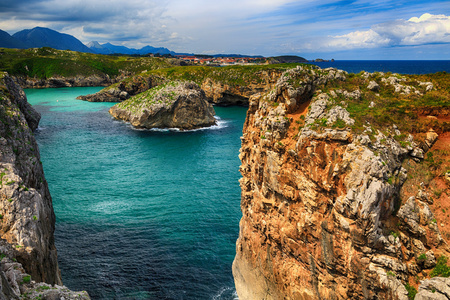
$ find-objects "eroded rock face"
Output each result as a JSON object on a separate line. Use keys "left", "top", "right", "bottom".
{"left": 109, "top": 81, "right": 216, "bottom": 130}
{"left": 13, "top": 74, "right": 116, "bottom": 89}
{"left": 233, "top": 66, "right": 447, "bottom": 299}
{"left": 78, "top": 69, "right": 284, "bottom": 105}
{"left": 0, "top": 73, "right": 89, "bottom": 297}
{"left": 77, "top": 74, "right": 166, "bottom": 102}
{"left": 0, "top": 73, "right": 61, "bottom": 285}
{"left": 201, "top": 69, "right": 283, "bottom": 106}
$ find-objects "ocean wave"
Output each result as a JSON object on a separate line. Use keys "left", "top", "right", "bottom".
{"left": 116, "top": 116, "right": 228, "bottom": 133}
{"left": 212, "top": 286, "right": 239, "bottom": 300}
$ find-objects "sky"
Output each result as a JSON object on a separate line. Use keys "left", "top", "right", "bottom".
{"left": 0, "top": 0, "right": 450, "bottom": 59}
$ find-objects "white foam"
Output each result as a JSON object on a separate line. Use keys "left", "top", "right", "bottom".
{"left": 212, "top": 286, "right": 239, "bottom": 300}
{"left": 116, "top": 116, "right": 228, "bottom": 133}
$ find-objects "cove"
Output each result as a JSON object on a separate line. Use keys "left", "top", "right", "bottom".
{"left": 25, "top": 86, "right": 246, "bottom": 299}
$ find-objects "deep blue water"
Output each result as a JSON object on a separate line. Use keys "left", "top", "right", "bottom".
{"left": 308, "top": 60, "right": 450, "bottom": 74}
{"left": 26, "top": 86, "right": 246, "bottom": 299}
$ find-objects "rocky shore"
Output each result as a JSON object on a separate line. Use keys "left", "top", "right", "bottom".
{"left": 233, "top": 65, "right": 450, "bottom": 299}
{"left": 78, "top": 68, "right": 284, "bottom": 106}
{"left": 0, "top": 72, "right": 89, "bottom": 299}
{"left": 12, "top": 74, "right": 120, "bottom": 89}
{"left": 109, "top": 81, "right": 216, "bottom": 130}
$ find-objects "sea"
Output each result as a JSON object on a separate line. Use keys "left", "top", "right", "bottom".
{"left": 25, "top": 61, "right": 450, "bottom": 300}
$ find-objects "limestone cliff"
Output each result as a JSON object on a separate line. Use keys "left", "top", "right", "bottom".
{"left": 77, "top": 74, "right": 166, "bottom": 102}
{"left": 13, "top": 74, "right": 118, "bottom": 89}
{"left": 233, "top": 66, "right": 450, "bottom": 299}
{"left": 78, "top": 68, "right": 284, "bottom": 106}
{"left": 109, "top": 81, "right": 216, "bottom": 130}
{"left": 0, "top": 73, "right": 89, "bottom": 299}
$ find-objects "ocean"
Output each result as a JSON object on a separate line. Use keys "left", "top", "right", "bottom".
{"left": 25, "top": 60, "right": 450, "bottom": 299}
{"left": 308, "top": 60, "right": 450, "bottom": 74}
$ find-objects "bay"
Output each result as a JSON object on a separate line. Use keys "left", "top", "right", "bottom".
{"left": 26, "top": 86, "right": 245, "bottom": 299}
{"left": 24, "top": 60, "right": 450, "bottom": 299}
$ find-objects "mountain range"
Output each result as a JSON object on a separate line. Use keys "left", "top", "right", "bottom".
{"left": 0, "top": 27, "right": 175, "bottom": 55}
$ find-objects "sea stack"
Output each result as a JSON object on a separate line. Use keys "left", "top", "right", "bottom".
{"left": 109, "top": 81, "right": 216, "bottom": 130}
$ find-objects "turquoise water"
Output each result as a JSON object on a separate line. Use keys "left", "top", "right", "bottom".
{"left": 25, "top": 87, "right": 246, "bottom": 299}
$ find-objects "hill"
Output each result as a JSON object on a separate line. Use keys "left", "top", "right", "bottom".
{"left": 12, "top": 27, "right": 93, "bottom": 53}
{"left": 0, "top": 47, "right": 182, "bottom": 87}
{"left": 0, "top": 29, "right": 27, "bottom": 49}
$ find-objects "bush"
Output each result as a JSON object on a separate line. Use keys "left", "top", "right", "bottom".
{"left": 405, "top": 283, "right": 417, "bottom": 300}
{"left": 430, "top": 256, "right": 450, "bottom": 277}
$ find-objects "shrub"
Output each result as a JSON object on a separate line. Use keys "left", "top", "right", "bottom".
{"left": 430, "top": 256, "right": 450, "bottom": 277}
{"left": 22, "top": 275, "right": 31, "bottom": 284}
{"left": 405, "top": 283, "right": 417, "bottom": 300}
{"left": 417, "top": 253, "right": 427, "bottom": 261}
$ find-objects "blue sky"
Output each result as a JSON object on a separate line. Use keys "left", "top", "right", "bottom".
{"left": 1, "top": 0, "right": 449, "bottom": 59}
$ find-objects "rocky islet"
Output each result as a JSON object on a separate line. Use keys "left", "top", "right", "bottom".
{"left": 109, "top": 81, "right": 217, "bottom": 130}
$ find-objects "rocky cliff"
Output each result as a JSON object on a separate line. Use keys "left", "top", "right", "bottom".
{"left": 0, "top": 72, "right": 89, "bottom": 299}
{"left": 109, "top": 81, "right": 216, "bottom": 130}
{"left": 78, "top": 67, "right": 284, "bottom": 106}
{"left": 13, "top": 74, "right": 118, "bottom": 88}
{"left": 233, "top": 66, "right": 450, "bottom": 299}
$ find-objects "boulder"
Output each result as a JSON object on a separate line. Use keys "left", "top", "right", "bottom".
{"left": 109, "top": 81, "right": 216, "bottom": 130}
{"left": 416, "top": 277, "right": 450, "bottom": 300}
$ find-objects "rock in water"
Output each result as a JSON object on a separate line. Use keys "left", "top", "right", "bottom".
{"left": 109, "top": 81, "right": 216, "bottom": 130}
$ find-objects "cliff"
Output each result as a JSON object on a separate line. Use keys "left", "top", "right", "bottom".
{"left": 0, "top": 72, "right": 89, "bottom": 299}
{"left": 109, "top": 81, "right": 216, "bottom": 130}
{"left": 13, "top": 74, "right": 118, "bottom": 88}
{"left": 233, "top": 66, "right": 450, "bottom": 299}
{"left": 78, "top": 66, "right": 286, "bottom": 106}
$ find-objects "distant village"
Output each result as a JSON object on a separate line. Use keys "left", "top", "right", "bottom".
{"left": 173, "top": 55, "right": 334, "bottom": 66}
{"left": 175, "top": 55, "right": 268, "bottom": 65}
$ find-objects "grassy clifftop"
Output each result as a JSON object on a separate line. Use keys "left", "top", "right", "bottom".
{"left": 0, "top": 47, "right": 178, "bottom": 79}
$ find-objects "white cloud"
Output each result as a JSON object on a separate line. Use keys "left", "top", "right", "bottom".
{"left": 320, "top": 13, "right": 450, "bottom": 51}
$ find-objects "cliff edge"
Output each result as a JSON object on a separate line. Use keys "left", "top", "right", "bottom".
{"left": 233, "top": 66, "right": 450, "bottom": 299}
{"left": 0, "top": 72, "right": 89, "bottom": 299}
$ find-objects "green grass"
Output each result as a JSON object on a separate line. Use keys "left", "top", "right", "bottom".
{"left": 0, "top": 47, "right": 177, "bottom": 79}
{"left": 149, "top": 63, "right": 303, "bottom": 86}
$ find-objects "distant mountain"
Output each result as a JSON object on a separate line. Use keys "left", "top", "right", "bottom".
{"left": 12, "top": 27, "right": 93, "bottom": 53}
{"left": 86, "top": 41, "right": 113, "bottom": 54}
{"left": 87, "top": 41, "right": 176, "bottom": 56}
{"left": 269, "top": 56, "right": 308, "bottom": 63}
{"left": 0, "top": 29, "right": 27, "bottom": 49}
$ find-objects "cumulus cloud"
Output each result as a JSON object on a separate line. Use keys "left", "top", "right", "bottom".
{"left": 323, "top": 13, "right": 450, "bottom": 50}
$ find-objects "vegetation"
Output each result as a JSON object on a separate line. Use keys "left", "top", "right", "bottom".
{"left": 0, "top": 47, "right": 177, "bottom": 79}
{"left": 405, "top": 283, "right": 417, "bottom": 300}
{"left": 21, "top": 275, "right": 31, "bottom": 284}
{"left": 316, "top": 70, "right": 450, "bottom": 136}
{"left": 148, "top": 63, "right": 302, "bottom": 86}
{"left": 430, "top": 255, "right": 450, "bottom": 278}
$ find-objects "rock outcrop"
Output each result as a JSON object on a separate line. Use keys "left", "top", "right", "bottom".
{"left": 13, "top": 74, "right": 117, "bottom": 89}
{"left": 0, "top": 72, "right": 89, "bottom": 298}
{"left": 233, "top": 65, "right": 450, "bottom": 299}
{"left": 78, "top": 68, "right": 284, "bottom": 106}
{"left": 109, "top": 81, "right": 216, "bottom": 130}
{"left": 200, "top": 69, "right": 283, "bottom": 106}
{"left": 77, "top": 74, "right": 166, "bottom": 102}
